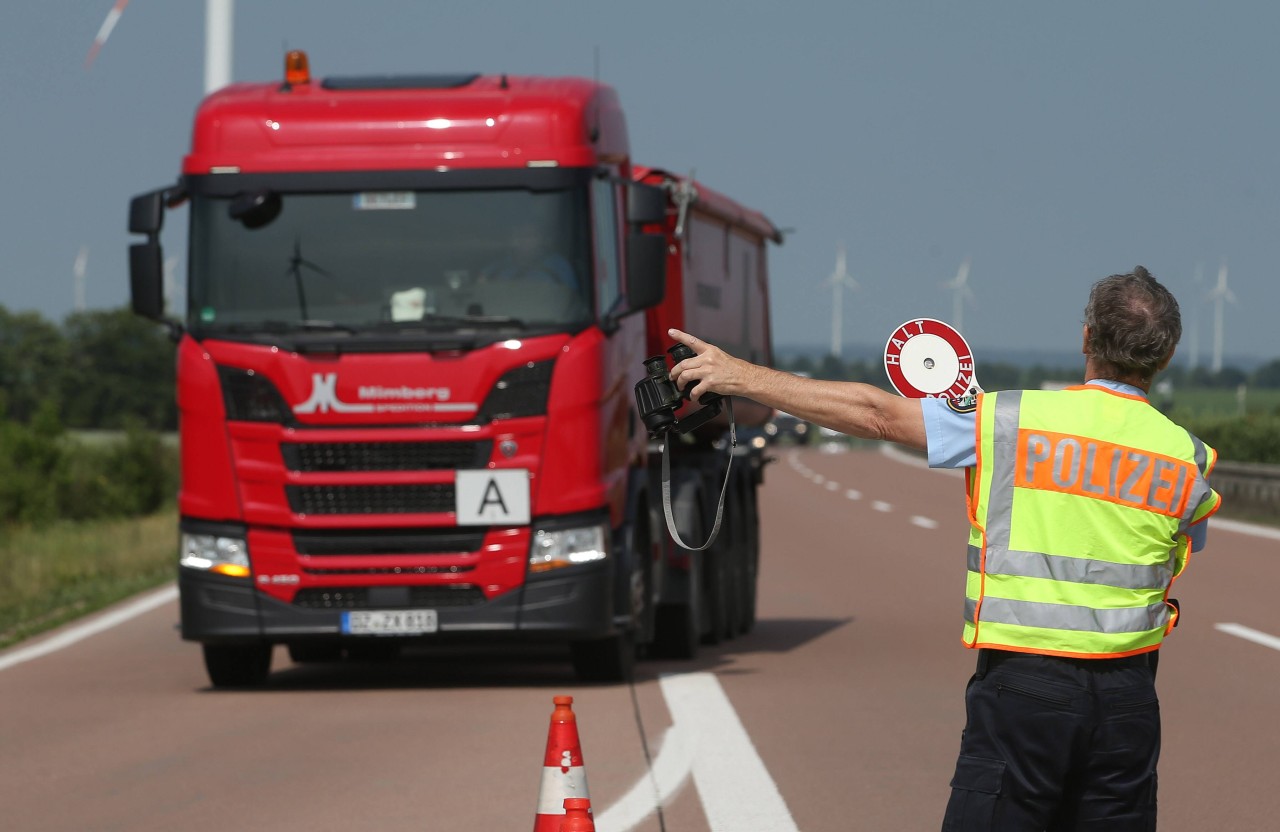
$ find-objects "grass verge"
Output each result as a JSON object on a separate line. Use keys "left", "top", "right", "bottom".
{"left": 0, "top": 508, "right": 177, "bottom": 650}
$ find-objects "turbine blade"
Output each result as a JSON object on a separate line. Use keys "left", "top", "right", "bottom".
{"left": 86, "top": 0, "right": 130, "bottom": 69}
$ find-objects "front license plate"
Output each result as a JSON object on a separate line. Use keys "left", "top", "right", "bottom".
{"left": 341, "top": 609, "right": 438, "bottom": 636}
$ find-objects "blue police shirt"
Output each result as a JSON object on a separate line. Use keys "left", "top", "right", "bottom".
{"left": 921, "top": 379, "right": 1209, "bottom": 551}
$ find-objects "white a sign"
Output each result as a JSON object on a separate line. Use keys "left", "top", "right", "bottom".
{"left": 455, "top": 470, "right": 530, "bottom": 526}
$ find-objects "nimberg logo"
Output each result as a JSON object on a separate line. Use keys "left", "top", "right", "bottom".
{"left": 293, "top": 373, "right": 477, "bottom": 415}
{"left": 358, "top": 385, "right": 450, "bottom": 401}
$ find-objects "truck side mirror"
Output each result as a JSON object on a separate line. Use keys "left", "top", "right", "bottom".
{"left": 627, "top": 184, "right": 666, "bottom": 226}
{"left": 626, "top": 232, "right": 666, "bottom": 311}
{"left": 129, "top": 190, "right": 166, "bottom": 235}
{"left": 129, "top": 242, "right": 165, "bottom": 320}
{"left": 128, "top": 186, "right": 178, "bottom": 325}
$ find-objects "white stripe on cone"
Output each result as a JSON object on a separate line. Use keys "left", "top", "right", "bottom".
{"left": 537, "top": 765, "right": 589, "bottom": 814}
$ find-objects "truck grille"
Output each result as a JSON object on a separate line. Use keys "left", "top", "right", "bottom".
{"left": 286, "top": 484, "right": 455, "bottom": 515}
{"left": 293, "top": 527, "right": 486, "bottom": 555}
{"left": 301, "top": 564, "right": 475, "bottom": 576}
{"left": 292, "top": 585, "right": 486, "bottom": 609}
{"left": 281, "top": 441, "right": 491, "bottom": 472}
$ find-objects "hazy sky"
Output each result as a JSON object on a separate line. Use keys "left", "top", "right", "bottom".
{"left": 3, "top": 1, "right": 1278, "bottom": 366}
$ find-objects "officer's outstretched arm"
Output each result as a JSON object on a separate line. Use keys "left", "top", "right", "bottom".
{"left": 668, "top": 328, "right": 926, "bottom": 451}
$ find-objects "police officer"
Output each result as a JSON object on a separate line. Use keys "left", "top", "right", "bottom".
{"left": 668, "top": 266, "right": 1221, "bottom": 830}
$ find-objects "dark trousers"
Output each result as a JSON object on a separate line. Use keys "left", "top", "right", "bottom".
{"left": 941, "top": 649, "right": 1161, "bottom": 831}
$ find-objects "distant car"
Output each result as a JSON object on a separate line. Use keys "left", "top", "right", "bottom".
{"left": 764, "top": 411, "right": 811, "bottom": 444}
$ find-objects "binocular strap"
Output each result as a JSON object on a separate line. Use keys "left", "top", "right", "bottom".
{"left": 659, "top": 399, "right": 736, "bottom": 551}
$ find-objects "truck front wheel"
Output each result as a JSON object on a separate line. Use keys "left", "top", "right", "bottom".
{"left": 202, "top": 642, "right": 272, "bottom": 688}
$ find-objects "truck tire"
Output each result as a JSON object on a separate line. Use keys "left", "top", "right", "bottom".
{"left": 701, "top": 548, "right": 731, "bottom": 645}
{"left": 570, "top": 631, "right": 636, "bottom": 682}
{"left": 652, "top": 474, "right": 704, "bottom": 660}
{"left": 739, "top": 483, "right": 760, "bottom": 635}
{"left": 203, "top": 642, "right": 272, "bottom": 688}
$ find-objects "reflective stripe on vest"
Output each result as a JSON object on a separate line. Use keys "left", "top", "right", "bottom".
{"left": 964, "top": 387, "right": 1222, "bottom": 658}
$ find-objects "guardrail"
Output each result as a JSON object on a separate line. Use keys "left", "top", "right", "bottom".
{"left": 1209, "top": 461, "right": 1280, "bottom": 521}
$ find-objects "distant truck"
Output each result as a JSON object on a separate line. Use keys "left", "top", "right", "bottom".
{"left": 127, "top": 51, "right": 781, "bottom": 687}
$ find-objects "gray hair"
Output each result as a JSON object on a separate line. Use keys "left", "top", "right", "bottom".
{"left": 1083, "top": 266, "right": 1181, "bottom": 381}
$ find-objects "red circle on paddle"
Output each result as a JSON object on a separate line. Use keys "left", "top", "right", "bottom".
{"left": 883, "top": 318, "right": 976, "bottom": 399}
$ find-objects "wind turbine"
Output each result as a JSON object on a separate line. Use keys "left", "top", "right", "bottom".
{"left": 163, "top": 256, "right": 181, "bottom": 317}
{"left": 822, "top": 243, "right": 860, "bottom": 359}
{"left": 1187, "top": 264, "right": 1203, "bottom": 371}
{"left": 1207, "top": 260, "right": 1236, "bottom": 374}
{"left": 941, "top": 258, "right": 974, "bottom": 333}
{"left": 87, "top": 0, "right": 234, "bottom": 95}
{"left": 73, "top": 247, "right": 89, "bottom": 312}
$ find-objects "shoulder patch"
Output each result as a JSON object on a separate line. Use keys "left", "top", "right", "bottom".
{"left": 946, "top": 395, "right": 977, "bottom": 414}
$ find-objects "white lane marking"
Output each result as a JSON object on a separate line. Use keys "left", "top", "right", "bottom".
{"left": 595, "top": 726, "right": 691, "bottom": 832}
{"left": 825, "top": 481, "right": 839, "bottom": 491}
{"left": 846, "top": 489, "right": 862, "bottom": 501}
{"left": 812, "top": 474, "right": 826, "bottom": 485}
{"left": 0, "top": 583, "right": 178, "bottom": 672}
{"left": 646, "top": 673, "right": 798, "bottom": 831}
{"left": 872, "top": 501, "right": 893, "bottom": 513}
{"left": 911, "top": 516, "right": 939, "bottom": 529}
{"left": 1215, "top": 623, "right": 1280, "bottom": 652}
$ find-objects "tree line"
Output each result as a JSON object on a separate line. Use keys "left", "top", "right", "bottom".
{"left": 0, "top": 306, "right": 177, "bottom": 526}
{"left": 0, "top": 306, "right": 176, "bottom": 430}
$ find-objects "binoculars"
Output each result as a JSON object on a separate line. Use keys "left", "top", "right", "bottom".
{"left": 633, "top": 343, "right": 724, "bottom": 438}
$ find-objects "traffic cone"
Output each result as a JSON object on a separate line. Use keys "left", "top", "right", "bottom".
{"left": 560, "top": 798, "right": 595, "bottom": 832}
{"left": 532, "top": 695, "right": 590, "bottom": 832}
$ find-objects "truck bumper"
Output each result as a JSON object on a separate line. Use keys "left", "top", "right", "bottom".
{"left": 178, "top": 561, "right": 617, "bottom": 644}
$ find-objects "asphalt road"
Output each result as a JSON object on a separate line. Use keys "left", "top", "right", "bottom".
{"left": 2, "top": 445, "right": 1276, "bottom": 831}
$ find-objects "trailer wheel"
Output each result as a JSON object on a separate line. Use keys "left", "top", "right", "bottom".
{"left": 701, "top": 548, "right": 732, "bottom": 645}
{"left": 652, "top": 547, "right": 701, "bottom": 660}
{"left": 652, "top": 474, "right": 704, "bottom": 660}
{"left": 739, "top": 483, "right": 760, "bottom": 635}
{"left": 203, "top": 642, "right": 272, "bottom": 688}
{"left": 570, "top": 631, "right": 636, "bottom": 682}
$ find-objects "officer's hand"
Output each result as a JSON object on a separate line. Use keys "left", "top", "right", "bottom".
{"left": 668, "top": 328, "right": 754, "bottom": 403}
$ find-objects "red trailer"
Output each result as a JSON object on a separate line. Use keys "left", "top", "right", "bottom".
{"left": 127, "top": 52, "right": 782, "bottom": 686}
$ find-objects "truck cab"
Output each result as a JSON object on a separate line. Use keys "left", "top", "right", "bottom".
{"left": 129, "top": 53, "right": 776, "bottom": 687}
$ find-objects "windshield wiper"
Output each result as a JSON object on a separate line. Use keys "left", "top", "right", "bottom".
{"left": 375, "top": 314, "right": 527, "bottom": 330}
{"left": 208, "top": 320, "right": 358, "bottom": 334}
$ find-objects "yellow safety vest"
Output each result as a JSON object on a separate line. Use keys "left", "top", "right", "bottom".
{"left": 965, "top": 386, "right": 1221, "bottom": 658}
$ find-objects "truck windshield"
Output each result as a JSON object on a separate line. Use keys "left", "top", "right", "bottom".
{"left": 188, "top": 187, "right": 592, "bottom": 334}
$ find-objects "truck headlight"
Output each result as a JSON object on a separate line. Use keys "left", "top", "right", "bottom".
{"left": 181, "top": 533, "right": 251, "bottom": 578}
{"left": 529, "top": 524, "right": 608, "bottom": 573}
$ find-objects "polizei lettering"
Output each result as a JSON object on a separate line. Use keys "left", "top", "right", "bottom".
{"left": 1016, "top": 429, "right": 1194, "bottom": 517}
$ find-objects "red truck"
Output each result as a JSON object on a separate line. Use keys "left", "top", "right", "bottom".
{"left": 127, "top": 52, "right": 781, "bottom": 687}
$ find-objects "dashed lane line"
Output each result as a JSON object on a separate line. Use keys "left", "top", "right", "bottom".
{"left": 1214, "top": 623, "right": 1280, "bottom": 653}
{"left": 871, "top": 501, "right": 893, "bottom": 513}
{"left": 911, "top": 516, "right": 939, "bottom": 529}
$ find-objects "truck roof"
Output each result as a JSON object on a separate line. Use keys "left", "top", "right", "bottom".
{"left": 183, "top": 73, "right": 629, "bottom": 175}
